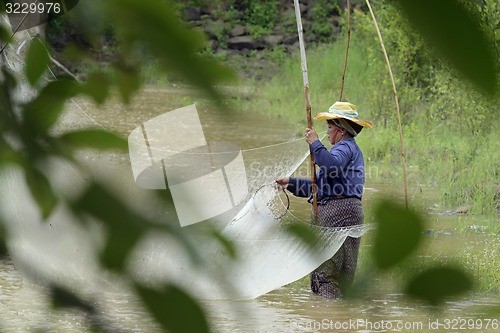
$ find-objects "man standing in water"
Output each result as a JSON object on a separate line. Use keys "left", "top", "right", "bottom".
{"left": 276, "top": 101, "right": 372, "bottom": 299}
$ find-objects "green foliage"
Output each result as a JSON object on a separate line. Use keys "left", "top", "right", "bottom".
{"left": 266, "top": 45, "right": 288, "bottom": 65}
{"left": 351, "top": 2, "right": 435, "bottom": 121}
{"left": 113, "top": 65, "right": 141, "bottom": 104}
{"left": 369, "top": 199, "right": 474, "bottom": 304}
{"left": 285, "top": 222, "right": 321, "bottom": 248}
{"left": 460, "top": 235, "right": 500, "bottom": 291}
{"left": 25, "top": 38, "right": 50, "bottom": 86}
{"left": 1, "top": 0, "right": 237, "bottom": 330}
{"left": 242, "top": 0, "right": 279, "bottom": 30}
{"left": 23, "top": 79, "right": 79, "bottom": 135}
{"left": 72, "top": 184, "right": 148, "bottom": 271}
{"left": 1, "top": 0, "right": 499, "bottom": 330}
{"left": 177, "top": 0, "right": 284, "bottom": 40}
{"left": 59, "top": 129, "right": 128, "bottom": 151}
{"left": 351, "top": 0, "right": 499, "bottom": 125}
{"left": 235, "top": 0, "right": 280, "bottom": 39}
{"left": 372, "top": 200, "right": 423, "bottom": 269}
{"left": 482, "top": 0, "right": 500, "bottom": 45}
{"left": 51, "top": 285, "right": 95, "bottom": 314}
{"left": 241, "top": 0, "right": 499, "bottom": 303}
{"left": 50, "top": 284, "right": 119, "bottom": 332}
{"left": 102, "top": 0, "right": 236, "bottom": 100}
{"left": 248, "top": 0, "right": 499, "bottom": 216}
{"left": 406, "top": 266, "right": 473, "bottom": 305}
{"left": 0, "top": 223, "right": 7, "bottom": 256}
{"left": 136, "top": 283, "right": 211, "bottom": 333}
{"left": 24, "top": 167, "right": 58, "bottom": 220}
{"left": 80, "top": 71, "right": 111, "bottom": 105}
{"left": 388, "top": 0, "right": 498, "bottom": 96}
{"left": 311, "top": 0, "right": 341, "bottom": 42}
{"left": 211, "top": 229, "right": 238, "bottom": 259}
{"left": 0, "top": 25, "right": 10, "bottom": 42}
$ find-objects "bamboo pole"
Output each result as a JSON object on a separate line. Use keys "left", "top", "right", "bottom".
{"left": 339, "top": 0, "right": 351, "bottom": 101}
{"left": 293, "top": 0, "right": 318, "bottom": 222}
{"left": 365, "top": 0, "right": 409, "bottom": 208}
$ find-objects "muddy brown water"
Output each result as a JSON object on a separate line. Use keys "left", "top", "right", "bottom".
{"left": 1, "top": 88, "right": 498, "bottom": 332}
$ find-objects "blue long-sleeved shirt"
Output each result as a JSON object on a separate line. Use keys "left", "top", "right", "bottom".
{"left": 287, "top": 138, "right": 365, "bottom": 201}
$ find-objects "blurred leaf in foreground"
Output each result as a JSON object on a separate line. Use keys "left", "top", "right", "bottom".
{"left": 105, "top": 0, "right": 236, "bottom": 100}
{"left": 406, "top": 266, "right": 473, "bottom": 305}
{"left": 25, "top": 38, "right": 50, "bottom": 86}
{"left": 390, "top": 0, "right": 498, "bottom": 96}
{"left": 0, "top": 222, "right": 7, "bottom": 256}
{"left": 372, "top": 200, "right": 424, "bottom": 270}
{"left": 136, "top": 283, "right": 211, "bottom": 333}
{"left": 0, "top": 70, "right": 17, "bottom": 131}
{"left": 0, "top": 138, "right": 20, "bottom": 166}
{"left": 285, "top": 221, "right": 321, "bottom": 248}
{"left": 0, "top": 25, "right": 10, "bottom": 42}
{"left": 73, "top": 184, "right": 146, "bottom": 271}
{"left": 51, "top": 285, "right": 95, "bottom": 314}
{"left": 23, "top": 79, "right": 79, "bottom": 135}
{"left": 211, "top": 229, "right": 238, "bottom": 260}
{"left": 114, "top": 65, "right": 141, "bottom": 104}
{"left": 24, "top": 167, "right": 58, "bottom": 220}
{"left": 59, "top": 129, "right": 128, "bottom": 151}
{"left": 81, "top": 71, "right": 111, "bottom": 105}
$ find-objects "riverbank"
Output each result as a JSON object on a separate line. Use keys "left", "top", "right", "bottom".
{"left": 44, "top": 0, "right": 499, "bottom": 291}
{"left": 234, "top": 30, "right": 500, "bottom": 292}
{"left": 46, "top": 0, "right": 348, "bottom": 82}
{"left": 50, "top": 12, "right": 499, "bottom": 217}
{"left": 135, "top": 45, "right": 500, "bottom": 218}
{"left": 140, "top": 3, "right": 500, "bottom": 219}
{"left": 234, "top": 40, "right": 500, "bottom": 218}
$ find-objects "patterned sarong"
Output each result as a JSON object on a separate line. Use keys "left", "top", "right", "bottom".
{"left": 310, "top": 197, "right": 364, "bottom": 299}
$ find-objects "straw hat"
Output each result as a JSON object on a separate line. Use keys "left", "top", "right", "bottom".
{"left": 314, "top": 101, "right": 373, "bottom": 136}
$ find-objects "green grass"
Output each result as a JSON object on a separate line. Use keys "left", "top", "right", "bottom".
{"left": 355, "top": 215, "right": 500, "bottom": 293}
{"left": 239, "top": 37, "right": 499, "bottom": 217}
{"left": 236, "top": 35, "right": 499, "bottom": 293}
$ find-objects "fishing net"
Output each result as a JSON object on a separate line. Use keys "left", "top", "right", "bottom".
{"left": 0, "top": 31, "right": 368, "bottom": 300}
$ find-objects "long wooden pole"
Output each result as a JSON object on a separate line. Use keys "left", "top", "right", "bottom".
{"left": 294, "top": 0, "right": 318, "bottom": 222}
{"left": 339, "top": 0, "right": 351, "bottom": 101}
{"left": 365, "top": 0, "right": 408, "bottom": 208}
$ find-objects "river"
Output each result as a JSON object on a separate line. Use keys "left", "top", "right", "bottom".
{"left": 0, "top": 88, "right": 498, "bottom": 332}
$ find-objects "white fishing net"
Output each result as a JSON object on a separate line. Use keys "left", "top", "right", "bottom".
{"left": 0, "top": 29, "right": 367, "bottom": 300}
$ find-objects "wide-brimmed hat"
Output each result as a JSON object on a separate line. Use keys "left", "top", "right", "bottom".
{"left": 314, "top": 101, "right": 373, "bottom": 136}
{"left": 314, "top": 101, "right": 373, "bottom": 128}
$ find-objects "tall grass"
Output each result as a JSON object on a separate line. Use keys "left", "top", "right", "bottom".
{"left": 233, "top": 1, "right": 500, "bottom": 294}
{"left": 243, "top": 31, "right": 499, "bottom": 218}
{"left": 255, "top": 41, "right": 380, "bottom": 127}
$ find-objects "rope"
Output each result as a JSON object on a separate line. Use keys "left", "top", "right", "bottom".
{"left": 126, "top": 131, "right": 326, "bottom": 156}
{"left": 253, "top": 182, "right": 290, "bottom": 220}
{"left": 365, "top": 0, "right": 409, "bottom": 208}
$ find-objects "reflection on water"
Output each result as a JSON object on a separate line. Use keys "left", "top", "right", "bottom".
{"left": 1, "top": 89, "right": 499, "bottom": 332}
{"left": 1, "top": 254, "right": 498, "bottom": 332}
{"left": 0, "top": 257, "right": 159, "bottom": 332}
